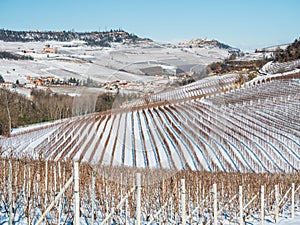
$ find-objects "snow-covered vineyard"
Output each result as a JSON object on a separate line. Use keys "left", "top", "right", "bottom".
{"left": 0, "top": 159, "right": 300, "bottom": 225}
{"left": 259, "top": 59, "right": 300, "bottom": 75}
{"left": 1, "top": 71, "right": 300, "bottom": 173}
{"left": 1, "top": 59, "right": 300, "bottom": 224}
{"left": 123, "top": 73, "right": 246, "bottom": 108}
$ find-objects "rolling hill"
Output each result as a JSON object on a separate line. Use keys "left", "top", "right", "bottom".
{"left": 1, "top": 30, "right": 300, "bottom": 174}
{"left": 1, "top": 69, "right": 299, "bottom": 173}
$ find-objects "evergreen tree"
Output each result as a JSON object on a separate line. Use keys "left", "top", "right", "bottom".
{"left": 0, "top": 74, "right": 4, "bottom": 83}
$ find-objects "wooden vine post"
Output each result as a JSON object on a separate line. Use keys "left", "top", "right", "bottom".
{"left": 261, "top": 185, "right": 264, "bottom": 225}
{"left": 74, "top": 162, "right": 80, "bottom": 225}
{"left": 181, "top": 179, "right": 187, "bottom": 225}
{"left": 239, "top": 185, "right": 244, "bottom": 225}
{"left": 136, "top": 173, "right": 141, "bottom": 225}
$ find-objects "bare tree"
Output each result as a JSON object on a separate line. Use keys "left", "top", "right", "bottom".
{"left": 4, "top": 91, "right": 12, "bottom": 137}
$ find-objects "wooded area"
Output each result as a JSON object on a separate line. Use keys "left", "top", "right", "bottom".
{"left": 0, "top": 88, "right": 139, "bottom": 136}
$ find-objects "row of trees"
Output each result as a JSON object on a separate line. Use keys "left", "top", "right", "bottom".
{"left": 207, "top": 59, "right": 269, "bottom": 75}
{"left": 207, "top": 37, "right": 300, "bottom": 75}
{"left": 0, "top": 29, "right": 148, "bottom": 47}
{"left": 0, "top": 88, "right": 73, "bottom": 136}
{"left": 0, "top": 51, "right": 33, "bottom": 60}
{"left": 0, "top": 88, "right": 38, "bottom": 136}
{"left": 274, "top": 38, "right": 300, "bottom": 62}
{"left": 0, "top": 88, "right": 140, "bottom": 136}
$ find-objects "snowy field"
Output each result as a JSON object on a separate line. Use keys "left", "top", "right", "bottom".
{"left": 0, "top": 40, "right": 230, "bottom": 85}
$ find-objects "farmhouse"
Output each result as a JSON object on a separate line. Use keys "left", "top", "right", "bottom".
{"left": 43, "top": 44, "right": 57, "bottom": 54}
{"left": 0, "top": 81, "right": 14, "bottom": 88}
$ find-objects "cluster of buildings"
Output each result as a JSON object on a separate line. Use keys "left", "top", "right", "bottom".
{"left": 43, "top": 44, "right": 57, "bottom": 54}
{"left": 0, "top": 76, "right": 61, "bottom": 89}
{"left": 0, "top": 81, "right": 15, "bottom": 88}
{"left": 21, "top": 44, "right": 57, "bottom": 55}
{"left": 178, "top": 38, "right": 220, "bottom": 48}
{"left": 25, "top": 76, "right": 60, "bottom": 87}
{"left": 103, "top": 80, "right": 128, "bottom": 90}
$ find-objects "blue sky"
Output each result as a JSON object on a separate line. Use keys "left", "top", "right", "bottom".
{"left": 0, "top": 0, "right": 299, "bottom": 50}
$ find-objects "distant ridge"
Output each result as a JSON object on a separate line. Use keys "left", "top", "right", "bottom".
{"left": 178, "top": 38, "right": 240, "bottom": 53}
{"left": 0, "top": 29, "right": 241, "bottom": 53}
{"left": 0, "top": 29, "right": 152, "bottom": 47}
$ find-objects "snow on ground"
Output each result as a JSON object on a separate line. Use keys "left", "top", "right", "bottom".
{"left": 0, "top": 40, "right": 230, "bottom": 84}
{"left": 249, "top": 213, "right": 300, "bottom": 225}
{"left": 10, "top": 118, "right": 68, "bottom": 135}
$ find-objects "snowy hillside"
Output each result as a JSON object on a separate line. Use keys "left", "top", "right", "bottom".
{"left": 1, "top": 72, "right": 299, "bottom": 173}
{"left": 0, "top": 37, "right": 232, "bottom": 86}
